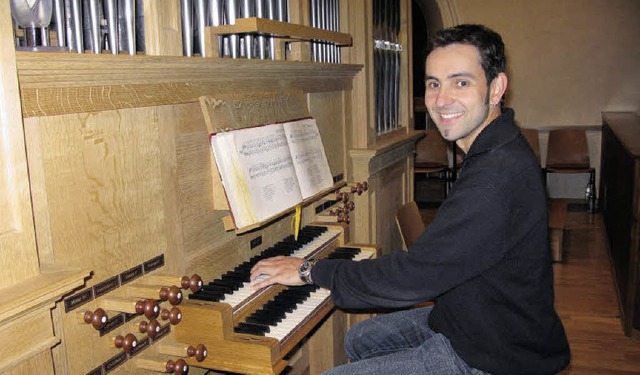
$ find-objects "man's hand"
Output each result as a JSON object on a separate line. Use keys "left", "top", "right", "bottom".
{"left": 250, "top": 256, "right": 305, "bottom": 290}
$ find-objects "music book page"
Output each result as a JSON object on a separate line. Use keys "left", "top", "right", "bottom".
{"left": 283, "top": 118, "right": 333, "bottom": 198}
{"left": 210, "top": 118, "right": 332, "bottom": 229}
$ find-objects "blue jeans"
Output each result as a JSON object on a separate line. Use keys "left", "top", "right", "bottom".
{"left": 323, "top": 306, "right": 490, "bottom": 375}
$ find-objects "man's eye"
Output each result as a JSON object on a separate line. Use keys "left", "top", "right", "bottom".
{"left": 427, "top": 82, "right": 439, "bottom": 89}
{"left": 456, "top": 81, "right": 468, "bottom": 87}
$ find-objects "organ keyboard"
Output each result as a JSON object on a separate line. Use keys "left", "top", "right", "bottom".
{"left": 176, "top": 225, "right": 376, "bottom": 375}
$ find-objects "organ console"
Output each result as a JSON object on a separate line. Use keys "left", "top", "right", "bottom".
{"left": 0, "top": 1, "right": 417, "bottom": 374}
{"left": 176, "top": 225, "right": 376, "bottom": 374}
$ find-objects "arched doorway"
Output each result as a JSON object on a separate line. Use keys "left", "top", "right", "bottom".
{"left": 412, "top": 0, "right": 457, "bottom": 129}
{"left": 411, "top": 0, "right": 458, "bottom": 203}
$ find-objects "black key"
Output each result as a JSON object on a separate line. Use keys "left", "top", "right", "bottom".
{"left": 200, "top": 284, "right": 234, "bottom": 293}
{"left": 236, "top": 321, "right": 270, "bottom": 334}
{"left": 234, "top": 324, "right": 265, "bottom": 336}
{"left": 188, "top": 291, "right": 225, "bottom": 302}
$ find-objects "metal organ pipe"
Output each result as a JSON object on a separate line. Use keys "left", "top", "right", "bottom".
{"left": 241, "top": 0, "right": 254, "bottom": 59}
{"left": 181, "top": 0, "right": 194, "bottom": 56}
{"left": 195, "top": 0, "right": 207, "bottom": 56}
{"left": 255, "top": 0, "right": 266, "bottom": 59}
{"left": 21, "top": 0, "right": 301, "bottom": 60}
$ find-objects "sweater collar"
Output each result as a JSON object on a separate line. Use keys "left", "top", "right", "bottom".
{"left": 465, "top": 108, "right": 518, "bottom": 159}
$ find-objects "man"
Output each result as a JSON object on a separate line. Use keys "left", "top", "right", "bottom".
{"left": 251, "top": 24, "right": 570, "bottom": 374}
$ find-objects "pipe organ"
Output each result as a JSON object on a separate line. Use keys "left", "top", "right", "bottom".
{"left": 1, "top": 0, "right": 417, "bottom": 374}
{"left": 13, "top": 0, "right": 345, "bottom": 61}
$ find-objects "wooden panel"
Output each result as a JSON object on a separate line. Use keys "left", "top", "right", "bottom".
{"left": 24, "top": 108, "right": 168, "bottom": 276}
{"left": 142, "top": 0, "right": 183, "bottom": 56}
{"left": 399, "top": 0, "right": 412, "bottom": 131}
{"left": 374, "top": 160, "right": 406, "bottom": 256}
{"left": 308, "top": 313, "right": 340, "bottom": 373}
{"left": 600, "top": 112, "right": 640, "bottom": 338}
{"left": 4, "top": 350, "right": 54, "bottom": 375}
{"left": 16, "top": 53, "right": 361, "bottom": 118}
{"left": 343, "top": 0, "right": 375, "bottom": 149}
{"left": 0, "top": 0, "right": 39, "bottom": 289}
{"left": 308, "top": 91, "right": 346, "bottom": 177}
{"left": 0, "top": 308, "right": 58, "bottom": 373}
{"left": 200, "top": 91, "right": 310, "bottom": 134}
{"left": 348, "top": 131, "right": 422, "bottom": 245}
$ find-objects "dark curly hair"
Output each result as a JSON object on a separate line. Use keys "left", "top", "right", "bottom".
{"left": 430, "top": 24, "right": 506, "bottom": 85}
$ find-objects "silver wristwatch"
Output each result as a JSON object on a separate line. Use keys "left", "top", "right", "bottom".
{"left": 298, "top": 260, "right": 316, "bottom": 284}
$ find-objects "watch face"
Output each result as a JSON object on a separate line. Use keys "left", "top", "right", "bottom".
{"left": 300, "top": 261, "right": 311, "bottom": 272}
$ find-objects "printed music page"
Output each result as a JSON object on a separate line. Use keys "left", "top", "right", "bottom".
{"left": 282, "top": 118, "right": 334, "bottom": 198}
{"left": 210, "top": 131, "right": 259, "bottom": 228}
{"left": 231, "top": 123, "right": 303, "bottom": 225}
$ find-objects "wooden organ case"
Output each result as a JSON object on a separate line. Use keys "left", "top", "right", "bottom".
{"left": 0, "top": 0, "right": 417, "bottom": 374}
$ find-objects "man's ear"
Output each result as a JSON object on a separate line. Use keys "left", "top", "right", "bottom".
{"left": 489, "top": 72, "right": 508, "bottom": 106}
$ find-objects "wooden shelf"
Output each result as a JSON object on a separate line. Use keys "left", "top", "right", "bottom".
{"left": 207, "top": 17, "right": 352, "bottom": 46}
{"left": 15, "top": 52, "right": 362, "bottom": 118}
{"left": 0, "top": 268, "right": 89, "bottom": 323}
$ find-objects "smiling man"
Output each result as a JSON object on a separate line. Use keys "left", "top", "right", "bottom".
{"left": 425, "top": 44, "right": 506, "bottom": 153}
{"left": 251, "top": 24, "right": 570, "bottom": 374}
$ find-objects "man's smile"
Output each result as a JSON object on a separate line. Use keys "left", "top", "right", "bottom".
{"left": 439, "top": 112, "right": 464, "bottom": 120}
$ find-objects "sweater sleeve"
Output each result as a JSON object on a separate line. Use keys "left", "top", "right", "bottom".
{"left": 311, "top": 168, "right": 514, "bottom": 310}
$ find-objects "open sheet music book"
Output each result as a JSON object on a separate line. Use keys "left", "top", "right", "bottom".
{"left": 210, "top": 118, "right": 334, "bottom": 229}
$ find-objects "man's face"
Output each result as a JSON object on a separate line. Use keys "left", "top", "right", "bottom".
{"left": 425, "top": 43, "right": 500, "bottom": 152}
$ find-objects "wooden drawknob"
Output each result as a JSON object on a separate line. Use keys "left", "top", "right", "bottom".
{"left": 166, "top": 359, "right": 188, "bottom": 374}
{"left": 135, "top": 299, "right": 159, "bottom": 319}
{"left": 181, "top": 274, "right": 203, "bottom": 292}
{"left": 329, "top": 207, "right": 344, "bottom": 216}
{"left": 139, "top": 319, "right": 161, "bottom": 339}
{"left": 337, "top": 214, "right": 350, "bottom": 224}
{"left": 114, "top": 333, "right": 138, "bottom": 353}
{"left": 160, "top": 307, "right": 182, "bottom": 325}
{"left": 83, "top": 308, "right": 108, "bottom": 330}
{"left": 159, "top": 286, "right": 183, "bottom": 305}
{"left": 187, "top": 344, "right": 208, "bottom": 362}
{"left": 350, "top": 181, "right": 368, "bottom": 195}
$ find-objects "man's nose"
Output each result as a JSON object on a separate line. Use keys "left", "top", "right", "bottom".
{"left": 434, "top": 87, "right": 453, "bottom": 108}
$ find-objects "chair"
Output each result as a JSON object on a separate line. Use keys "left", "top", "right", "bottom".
{"left": 415, "top": 129, "right": 451, "bottom": 199}
{"left": 522, "top": 128, "right": 568, "bottom": 260}
{"left": 396, "top": 201, "right": 426, "bottom": 250}
{"left": 544, "top": 129, "right": 596, "bottom": 212}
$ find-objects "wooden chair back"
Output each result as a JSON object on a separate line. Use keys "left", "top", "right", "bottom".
{"left": 396, "top": 201, "right": 426, "bottom": 250}
{"left": 544, "top": 128, "right": 597, "bottom": 212}
{"left": 546, "top": 129, "right": 591, "bottom": 171}
{"left": 415, "top": 129, "right": 449, "bottom": 171}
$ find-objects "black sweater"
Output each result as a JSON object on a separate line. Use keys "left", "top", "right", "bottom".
{"left": 312, "top": 109, "right": 570, "bottom": 374}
